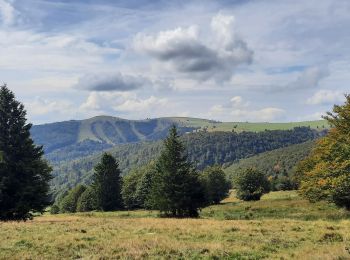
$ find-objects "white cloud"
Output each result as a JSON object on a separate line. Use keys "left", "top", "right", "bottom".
{"left": 114, "top": 96, "right": 168, "bottom": 112}
{"left": 306, "top": 90, "right": 345, "bottom": 105}
{"left": 134, "top": 13, "right": 253, "bottom": 82}
{"left": 209, "top": 96, "right": 285, "bottom": 122}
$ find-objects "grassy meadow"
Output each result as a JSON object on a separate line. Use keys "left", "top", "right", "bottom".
{"left": 1, "top": 191, "right": 350, "bottom": 260}
{"left": 171, "top": 117, "right": 329, "bottom": 133}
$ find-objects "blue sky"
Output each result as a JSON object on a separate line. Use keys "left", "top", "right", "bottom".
{"left": 0, "top": 0, "right": 349, "bottom": 124}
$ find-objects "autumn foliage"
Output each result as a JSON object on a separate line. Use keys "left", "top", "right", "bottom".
{"left": 297, "top": 94, "right": 350, "bottom": 209}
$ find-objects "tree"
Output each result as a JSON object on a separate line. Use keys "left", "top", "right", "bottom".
{"left": 59, "top": 185, "right": 86, "bottom": 213}
{"left": 0, "top": 85, "right": 52, "bottom": 221}
{"left": 121, "top": 162, "right": 157, "bottom": 210}
{"left": 121, "top": 169, "right": 143, "bottom": 210}
{"left": 234, "top": 168, "right": 270, "bottom": 201}
{"left": 200, "top": 166, "right": 231, "bottom": 205}
{"left": 77, "top": 186, "right": 96, "bottom": 212}
{"left": 135, "top": 162, "right": 157, "bottom": 209}
{"left": 92, "top": 153, "right": 122, "bottom": 211}
{"left": 148, "top": 126, "right": 205, "bottom": 217}
{"left": 297, "top": 94, "right": 350, "bottom": 209}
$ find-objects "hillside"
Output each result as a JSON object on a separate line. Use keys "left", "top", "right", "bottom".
{"left": 31, "top": 116, "right": 329, "bottom": 160}
{"left": 51, "top": 127, "right": 320, "bottom": 197}
{"left": 224, "top": 141, "right": 315, "bottom": 189}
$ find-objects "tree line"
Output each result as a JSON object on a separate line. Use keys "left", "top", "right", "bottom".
{"left": 50, "top": 124, "right": 320, "bottom": 199}
{"left": 52, "top": 126, "right": 231, "bottom": 217}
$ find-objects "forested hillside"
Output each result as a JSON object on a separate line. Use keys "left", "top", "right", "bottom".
{"left": 51, "top": 127, "right": 320, "bottom": 198}
{"left": 224, "top": 141, "right": 315, "bottom": 190}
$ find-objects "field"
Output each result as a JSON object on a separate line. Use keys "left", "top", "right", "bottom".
{"left": 171, "top": 117, "right": 329, "bottom": 133}
{"left": 1, "top": 191, "right": 350, "bottom": 260}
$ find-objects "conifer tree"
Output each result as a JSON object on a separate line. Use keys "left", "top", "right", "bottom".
{"left": 149, "top": 126, "right": 205, "bottom": 217}
{"left": 0, "top": 85, "right": 52, "bottom": 220}
{"left": 92, "top": 153, "right": 122, "bottom": 211}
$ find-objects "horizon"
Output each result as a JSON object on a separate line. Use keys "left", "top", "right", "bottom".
{"left": 1, "top": 0, "right": 349, "bottom": 124}
{"left": 31, "top": 113, "right": 328, "bottom": 126}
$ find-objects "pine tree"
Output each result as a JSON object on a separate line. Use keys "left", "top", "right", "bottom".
{"left": 92, "top": 153, "right": 122, "bottom": 211}
{"left": 149, "top": 126, "right": 205, "bottom": 217}
{"left": 0, "top": 85, "right": 52, "bottom": 221}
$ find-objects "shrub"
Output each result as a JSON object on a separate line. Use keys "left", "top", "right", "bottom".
{"left": 234, "top": 168, "right": 270, "bottom": 201}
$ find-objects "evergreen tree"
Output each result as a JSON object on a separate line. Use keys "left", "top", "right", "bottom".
{"left": 149, "top": 126, "right": 205, "bottom": 217}
{"left": 0, "top": 85, "right": 52, "bottom": 221}
{"left": 92, "top": 153, "right": 122, "bottom": 211}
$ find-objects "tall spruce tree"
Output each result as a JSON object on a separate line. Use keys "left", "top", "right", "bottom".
{"left": 92, "top": 153, "right": 122, "bottom": 211}
{"left": 149, "top": 126, "right": 205, "bottom": 217}
{"left": 0, "top": 85, "right": 52, "bottom": 221}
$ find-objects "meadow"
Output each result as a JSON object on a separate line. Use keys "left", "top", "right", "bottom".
{"left": 1, "top": 191, "right": 349, "bottom": 260}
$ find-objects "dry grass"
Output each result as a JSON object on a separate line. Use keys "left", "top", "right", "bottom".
{"left": 1, "top": 191, "right": 350, "bottom": 260}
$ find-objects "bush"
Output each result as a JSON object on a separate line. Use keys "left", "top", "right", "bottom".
{"left": 200, "top": 166, "right": 231, "bottom": 205}
{"left": 234, "top": 168, "right": 270, "bottom": 201}
{"left": 77, "top": 187, "right": 96, "bottom": 212}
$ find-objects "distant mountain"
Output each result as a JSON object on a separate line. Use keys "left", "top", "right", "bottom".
{"left": 31, "top": 116, "right": 196, "bottom": 161}
{"left": 31, "top": 115, "right": 329, "bottom": 162}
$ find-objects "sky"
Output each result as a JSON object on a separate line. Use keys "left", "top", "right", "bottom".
{"left": 0, "top": 0, "right": 349, "bottom": 124}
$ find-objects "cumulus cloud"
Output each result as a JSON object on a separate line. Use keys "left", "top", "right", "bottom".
{"left": 134, "top": 13, "right": 253, "bottom": 81}
{"left": 79, "top": 91, "right": 169, "bottom": 118}
{"left": 306, "top": 90, "right": 345, "bottom": 105}
{"left": 76, "top": 72, "right": 146, "bottom": 92}
{"left": 209, "top": 96, "right": 285, "bottom": 122}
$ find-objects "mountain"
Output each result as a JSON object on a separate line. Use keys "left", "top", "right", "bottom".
{"left": 31, "top": 115, "right": 329, "bottom": 162}
{"left": 50, "top": 127, "right": 320, "bottom": 198}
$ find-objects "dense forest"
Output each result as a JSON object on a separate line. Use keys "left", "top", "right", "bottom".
{"left": 50, "top": 127, "right": 320, "bottom": 198}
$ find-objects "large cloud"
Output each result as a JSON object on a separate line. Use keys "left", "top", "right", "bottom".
{"left": 306, "top": 90, "right": 345, "bottom": 105}
{"left": 76, "top": 72, "right": 147, "bottom": 92}
{"left": 134, "top": 13, "right": 253, "bottom": 81}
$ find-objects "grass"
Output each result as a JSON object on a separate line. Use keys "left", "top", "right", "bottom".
{"left": 170, "top": 117, "right": 329, "bottom": 133}
{"left": 1, "top": 191, "right": 350, "bottom": 259}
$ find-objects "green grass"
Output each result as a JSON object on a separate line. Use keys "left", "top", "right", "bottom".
{"left": 169, "top": 117, "right": 329, "bottom": 133}
{"left": 1, "top": 191, "right": 349, "bottom": 259}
